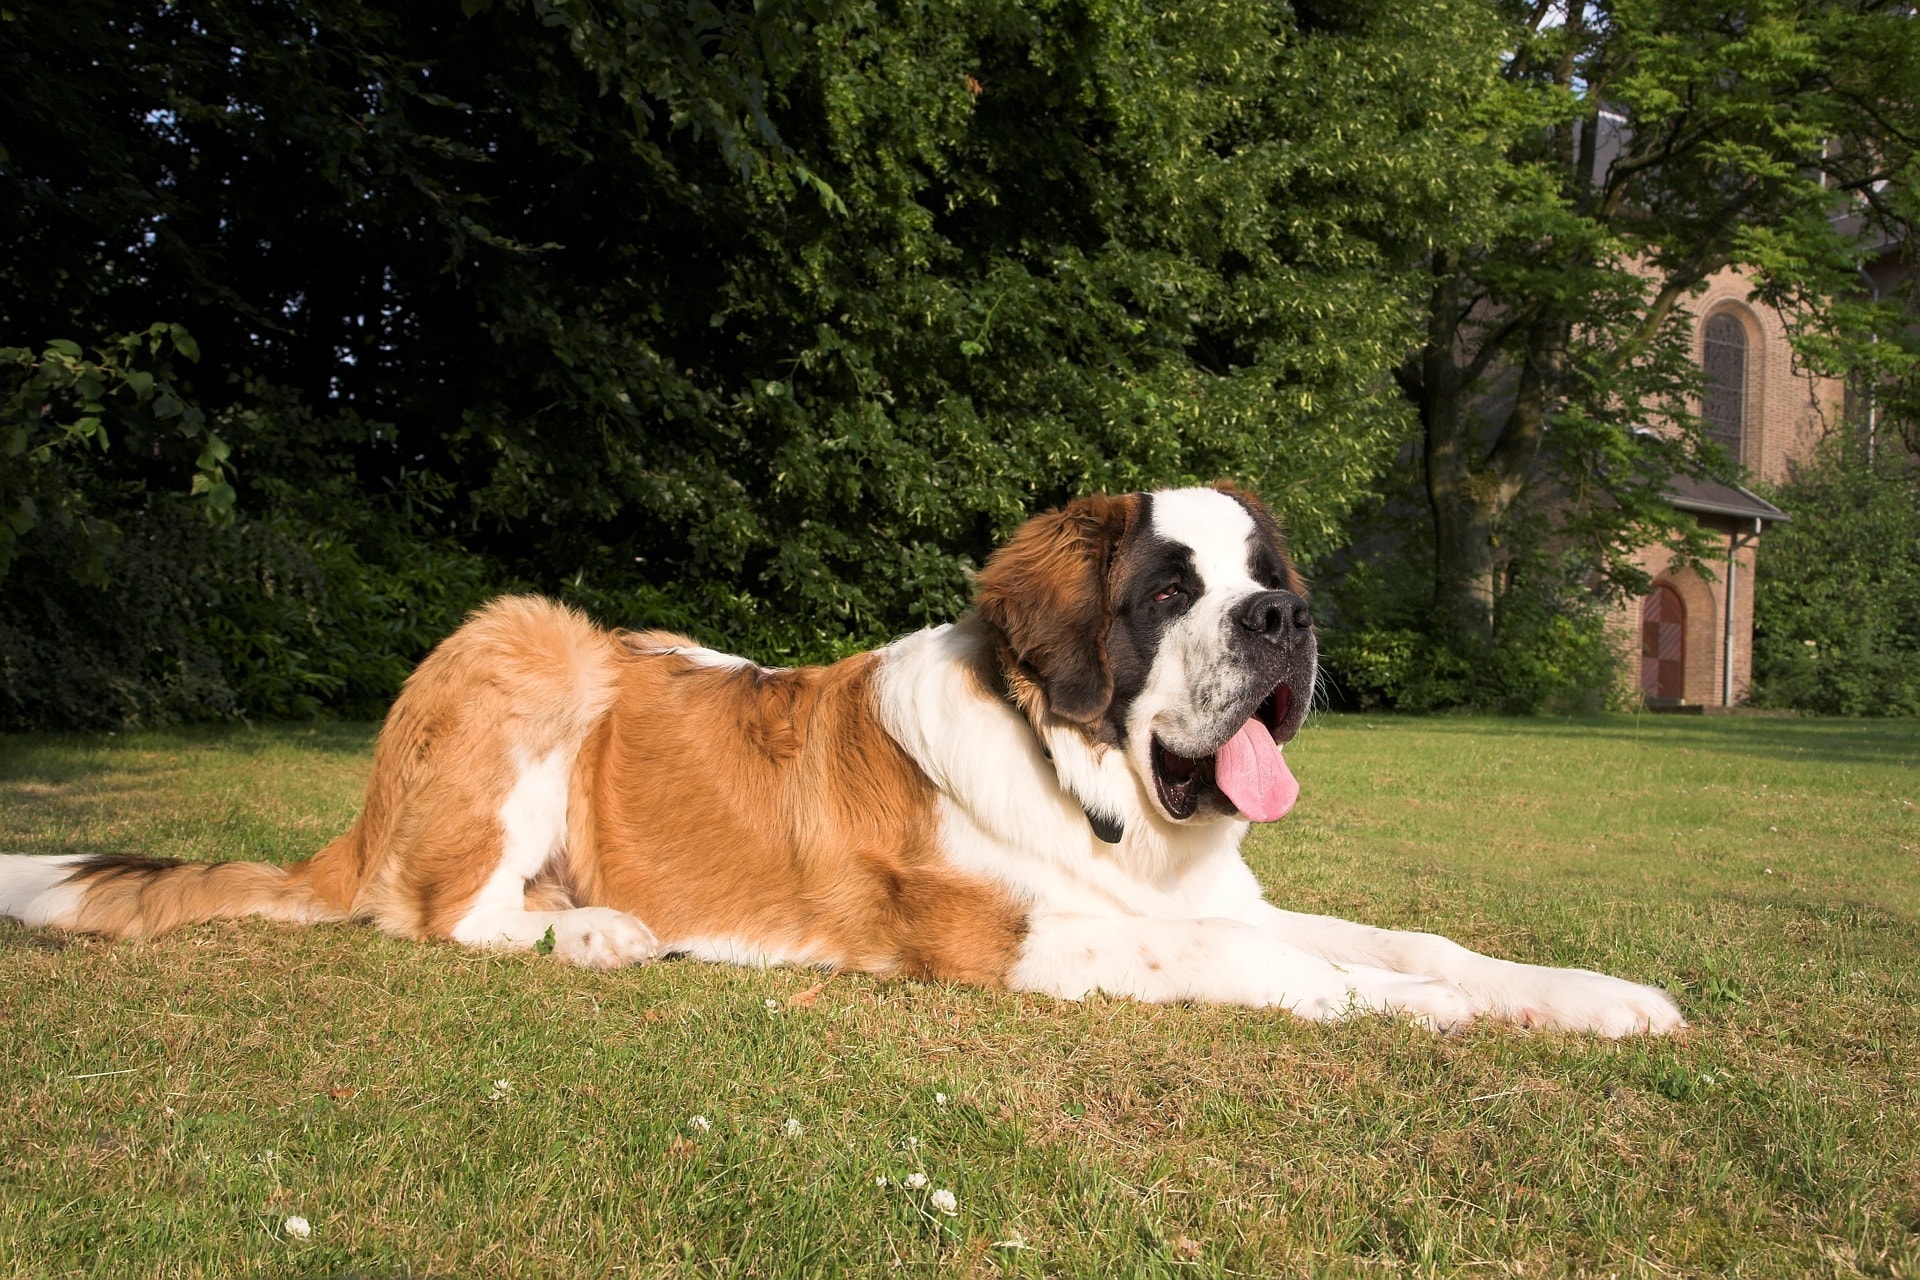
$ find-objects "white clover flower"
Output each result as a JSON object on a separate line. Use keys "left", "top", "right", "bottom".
{"left": 784, "top": 1117, "right": 803, "bottom": 1137}
{"left": 904, "top": 1172, "right": 928, "bottom": 1190}
{"left": 765, "top": 998, "right": 780, "bottom": 1011}
{"left": 689, "top": 1115, "right": 712, "bottom": 1132}
{"left": 934, "top": 1093, "right": 948, "bottom": 1106}
{"left": 283, "top": 1216, "right": 312, "bottom": 1240}
{"left": 874, "top": 1174, "right": 890, "bottom": 1188}
{"left": 930, "top": 1189, "right": 958, "bottom": 1216}
{"left": 488, "top": 1078, "right": 511, "bottom": 1102}
{"left": 904, "top": 1136, "right": 919, "bottom": 1150}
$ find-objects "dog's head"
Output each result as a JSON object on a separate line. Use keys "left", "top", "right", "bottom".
{"left": 974, "top": 485, "right": 1314, "bottom": 828}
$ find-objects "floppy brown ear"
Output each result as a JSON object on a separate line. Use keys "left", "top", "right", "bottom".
{"left": 974, "top": 493, "right": 1139, "bottom": 725}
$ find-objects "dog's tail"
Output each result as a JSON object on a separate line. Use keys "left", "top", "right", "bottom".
{"left": 0, "top": 852, "right": 340, "bottom": 939}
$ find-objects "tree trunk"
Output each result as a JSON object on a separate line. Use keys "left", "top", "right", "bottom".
{"left": 1428, "top": 467, "right": 1501, "bottom": 645}
{"left": 1420, "top": 320, "right": 1561, "bottom": 649}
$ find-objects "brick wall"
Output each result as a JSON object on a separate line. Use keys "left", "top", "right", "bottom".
{"left": 1612, "top": 523, "right": 1761, "bottom": 707}
{"left": 1688, "top": 267, "right": 1845, "bottom": 485}
{"left": 1607, "top": 269, "right": 1831, "bottom": 707}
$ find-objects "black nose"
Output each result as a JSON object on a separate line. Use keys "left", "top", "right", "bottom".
{"left": 1232, "top": 590, "right": 1311, "bottom": 642}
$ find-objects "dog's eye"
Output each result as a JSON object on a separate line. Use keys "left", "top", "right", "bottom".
{"left": 1153, "top": 585, "right": 1185, "bottom": 604}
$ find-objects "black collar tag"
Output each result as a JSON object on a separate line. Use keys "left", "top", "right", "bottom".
{"left": 1083, "top": 806, "right": 1125, "bottom": 845}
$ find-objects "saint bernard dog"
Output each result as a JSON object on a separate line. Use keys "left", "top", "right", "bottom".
{"left": 0, "top": 486, "right": 1684, "bottom": 1035}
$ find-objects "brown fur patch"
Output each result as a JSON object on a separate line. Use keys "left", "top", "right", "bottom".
{"left": 574, "top": 649, "right": 1027, "bottom": 983}
{"left": 973, "top": 493, "right": 1141, "bottom": 725}
{"left": 62, "top": 855, "right": 335, "bottom": 939}
{"left": 317, "top": 595, "right": 624, "bottom": 939}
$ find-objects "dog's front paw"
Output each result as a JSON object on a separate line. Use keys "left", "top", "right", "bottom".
{"left": 1495, "top": 968, "right": 1687, "bottom": 1037}
{"left": 553, "top": 907, "right": 660, "bottom": 970}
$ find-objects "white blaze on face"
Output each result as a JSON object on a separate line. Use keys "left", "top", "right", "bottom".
{"left": 1125, "top": 488, "right": 1267, "bottom": 759}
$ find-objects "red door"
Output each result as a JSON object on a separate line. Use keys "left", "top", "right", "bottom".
{"left": 1640, "top": 584, "right": 1686, "bottom": 701}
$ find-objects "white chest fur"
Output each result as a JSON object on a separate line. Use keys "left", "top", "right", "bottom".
{"left": 869, "top": 615, "right": 1685, "bottom": 1035}
{"left": 871, "top": 618, "right": 1257, "bottom": 921}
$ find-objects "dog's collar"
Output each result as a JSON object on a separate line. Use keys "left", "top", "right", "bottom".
{"left": 1082, "top": 807, "right": 1125, "bottom": 845}
{"left": 984, "top": 640, "right": 1126, "bottom": 845}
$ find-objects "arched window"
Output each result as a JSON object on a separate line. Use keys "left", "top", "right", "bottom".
{"left": 1702, "top": 313, "right": 1747, "bottom": 457}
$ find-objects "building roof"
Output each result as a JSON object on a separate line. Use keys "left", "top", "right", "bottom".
{"left": 1663, "top": 473, "right": 1790, "bottom": 524}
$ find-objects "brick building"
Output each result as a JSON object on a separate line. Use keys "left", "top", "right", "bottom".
{"left": 1612, "top": 264, "right": 1854, "bottom": 708}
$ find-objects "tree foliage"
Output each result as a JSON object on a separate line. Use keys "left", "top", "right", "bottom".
{"left": 1, "top": 326, "right": 231, "bottom": 581}
{"left": 1376, "top": 0, "right": 1920, "bottom": 654}
{"left": 2, "top": 0, "right": 1915, "bottom": 727}
{"left": 1307, "top": 0, "right": 1920, "bottom": 713}
{"left": 1, "top": 0, "right": 1509, "bottom": 726}
{"left": 1751, "top": 435, "right": 1920, "bottom": 717}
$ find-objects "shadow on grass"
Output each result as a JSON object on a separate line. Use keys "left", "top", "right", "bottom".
{"left": 0, "top": 721, "right": 378, "bottom": 780}
{"left": 1382, "top": 712, "right": 1919, "bottom": 770}
{"left": 0, "top": 918, "right": 70, "bottom": 954}
{"left": 1, "top": 722, "right": 376, "bottom": 864}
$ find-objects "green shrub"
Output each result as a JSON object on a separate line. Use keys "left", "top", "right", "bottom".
{"left": 5, "top": 0, "right": 1491, "bottom": 708}
{"left": 1318, "top": 613, "right": 1619, "bottom": 715}
{"left": 1751, "top": 436, "right": 1920, "bottom": 716}
{"left": 0, "top": 503, "right": 499, "bottom": 730}
{"left": 1316, "top": 549, "right": 1621, "bottom": 714}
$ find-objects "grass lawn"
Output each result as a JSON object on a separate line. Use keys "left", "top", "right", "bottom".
{"left": 1, "top": 712, "right": 1916, "bottom": 1278}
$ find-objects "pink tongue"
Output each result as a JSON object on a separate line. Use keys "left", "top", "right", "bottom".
{"left": 1213, "top": 718, "right": 1299, "bottom": 822}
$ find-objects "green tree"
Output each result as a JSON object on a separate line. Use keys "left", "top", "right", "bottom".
{"left": 3, "top": 0, "right": 1506, "bottom": 729}
{"left": 1, "top": 325, "right": 231, "bottom": 584}
{"left": 1397, "top": 0, "right": 1920, "bottom": 650}
{"left": 1751, "top": 432, "right": 1920, "bottom": 716}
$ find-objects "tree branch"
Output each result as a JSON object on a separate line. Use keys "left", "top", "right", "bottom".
{"left": 1459, "top": 304, "right": 1540, "bottom": 389}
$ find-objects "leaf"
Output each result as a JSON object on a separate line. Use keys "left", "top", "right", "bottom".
{"left": 199, "top": 481, "right": 237, "bottom": 515}
{"left": 168, "top": 325, "right": 200, "bottom": 362}
{"left": 790, "top": 163, "right": 848, "bottom": 216}
{"left": 535, "top": 924, "right": 556, "bottom": 956}
{"left": 46, "top": 339, "right": 82, "bottom": 358}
